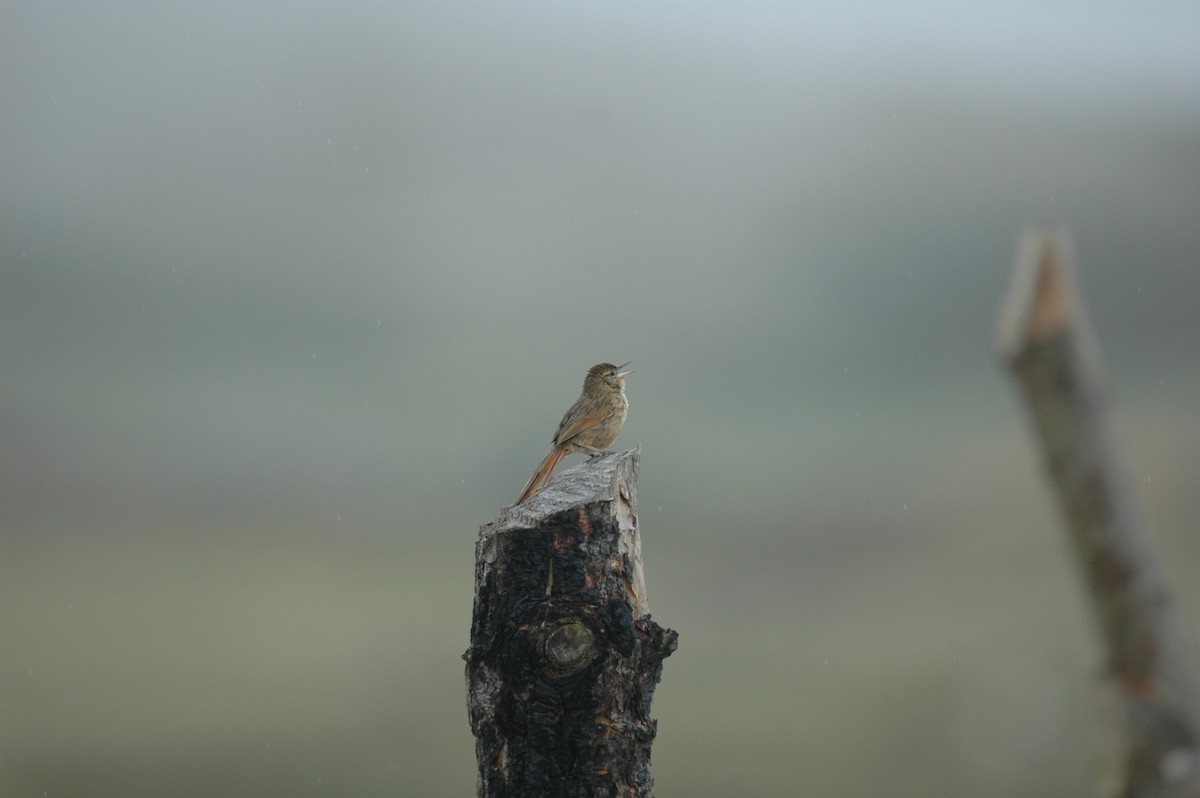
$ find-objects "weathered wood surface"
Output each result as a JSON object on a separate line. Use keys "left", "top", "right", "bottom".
{"left": 465, "top": 447, "right": 677, "bottom": 798}
{"left": 998, "top": 225, "right": 1200, "bottom": 797}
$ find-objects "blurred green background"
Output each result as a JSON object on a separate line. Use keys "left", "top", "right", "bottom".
{"left": 3, "top": 2, "right": 1200, "bottom": 796}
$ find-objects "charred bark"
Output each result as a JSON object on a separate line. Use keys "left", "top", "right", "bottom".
{"left": 465, "top": 447, "right": 677, "bottom": 798}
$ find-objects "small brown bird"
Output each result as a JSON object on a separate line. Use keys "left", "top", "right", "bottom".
{"left": 515, "top": 362, "right": 633, "bottom": 504}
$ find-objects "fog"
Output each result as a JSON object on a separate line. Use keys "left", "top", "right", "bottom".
{"left": 4, "top": 3, "right": 1200, "bottom": 796}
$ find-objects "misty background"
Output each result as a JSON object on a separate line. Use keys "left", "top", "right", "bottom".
{"left": 3, "top": 2, "right": 1200, "bottom": 796}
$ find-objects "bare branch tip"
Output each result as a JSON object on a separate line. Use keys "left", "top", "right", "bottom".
{"left": 996, "top": 224, "right": 1078, "bottom": 359}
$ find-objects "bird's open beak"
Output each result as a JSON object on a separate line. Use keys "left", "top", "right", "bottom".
{"left": 617, "top": 361, "right": 634, "bottom": 377}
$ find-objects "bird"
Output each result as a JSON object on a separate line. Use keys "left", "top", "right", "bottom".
{"left": 515, "top": 362, "right": 633, "bottom": 504}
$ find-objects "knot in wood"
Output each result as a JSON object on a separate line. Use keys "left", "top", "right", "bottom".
{"left": 539, "top": 618, "right": 598, "bottom": 681}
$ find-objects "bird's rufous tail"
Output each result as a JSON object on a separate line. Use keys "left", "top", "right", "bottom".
{"left": 516, "top": 447, "right": 566, "bottom": 504}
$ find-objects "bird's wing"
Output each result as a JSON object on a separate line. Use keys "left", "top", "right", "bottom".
{"left": 553, "top": 404, "right": 613, "bottom": 446}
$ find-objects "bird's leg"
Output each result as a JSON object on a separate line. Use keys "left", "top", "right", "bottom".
{"left": 579, "top": 444, "right": 610, "bottom": 460}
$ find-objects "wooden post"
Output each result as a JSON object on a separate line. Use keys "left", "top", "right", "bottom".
{"left": 465, "top": 447, "right": 677, "bottom": 798}
{"left": 998, "top": 225, "right": 1200, "bottom": 797}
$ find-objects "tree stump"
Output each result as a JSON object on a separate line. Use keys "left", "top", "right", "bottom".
{"left": 465, "top": 447, "right": 677, "bottom": 798}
